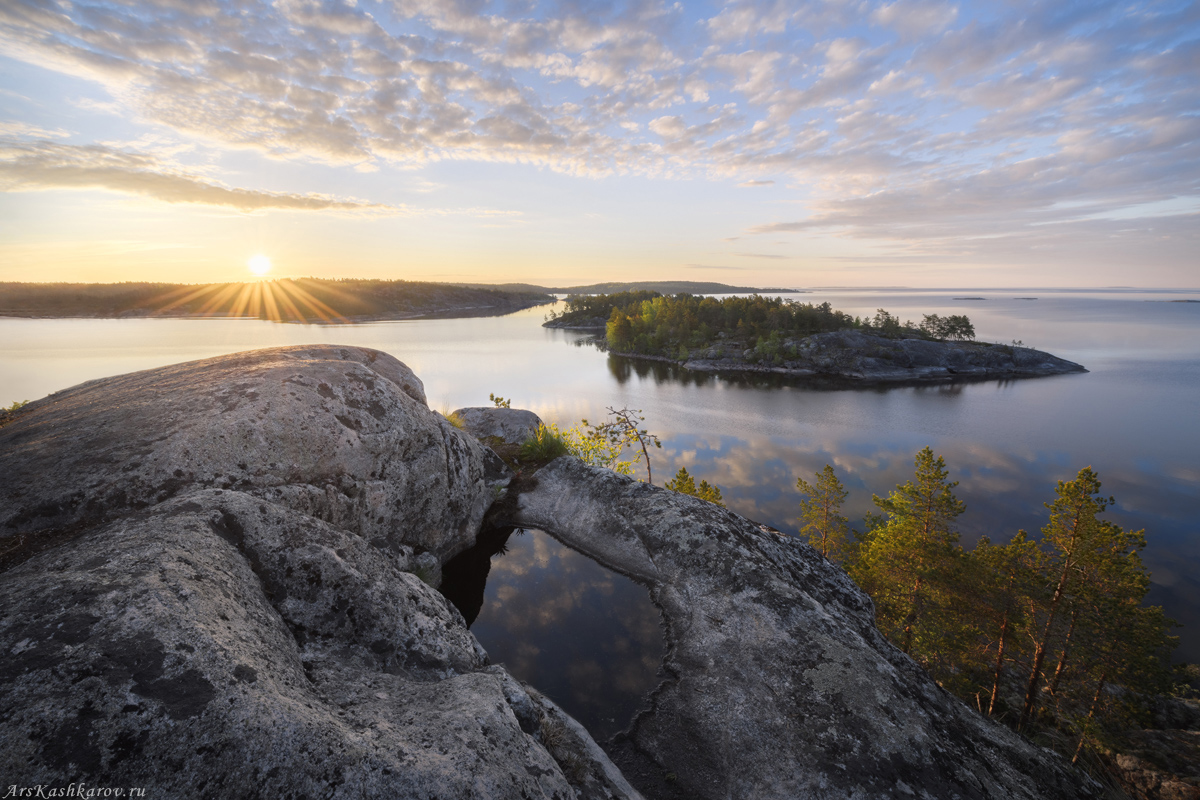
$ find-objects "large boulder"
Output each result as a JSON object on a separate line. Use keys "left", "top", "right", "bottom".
{"left": 0, "top": 347, "right": 642, "bottom": 800}
{"left": 499, "top": 457, "right": 1102, "bottom": 800}
{"left": 452, "top": 406, "right": 543, "bottom": 446}
{"left": 1, "top": 345, "right": 493, "bottom": 565}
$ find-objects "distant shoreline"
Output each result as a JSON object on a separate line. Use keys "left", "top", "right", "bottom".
{"left": 0, "top": 305, "right": 543, "bottom": 324}
{"left": 0, "top": 279, "right": 553, "bottom": 324}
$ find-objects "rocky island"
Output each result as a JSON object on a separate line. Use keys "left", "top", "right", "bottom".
{"left": 545, "top": 292, "right": 1086, "bottom": 382}
{"left": 0, "top": 346, "right": 1101, "bottom": 798}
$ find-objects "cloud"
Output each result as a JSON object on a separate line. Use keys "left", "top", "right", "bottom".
{"left": 871, "top": 0, "right": 958, "bottom": 38}
{"left": 734, "top": 252, "right": 787, "bottom": 259}
{"left": 685, "top": 264, "right": 746, "bottom": 270}
{"left": 738, "top": 179, "right": 775, "bottom": 187}
{"left": 0, "top": 139, "right": 392, "bottom": 212}
{"left": 0, "top": 0, "right": 1195, "bottom": 264}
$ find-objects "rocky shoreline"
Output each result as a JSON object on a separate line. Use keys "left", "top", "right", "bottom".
{"left": 0, "top": 347, "right": 1102, "bottom": 798}
{"left": 581, "top": 329, "right": 1087, "bottom": 382}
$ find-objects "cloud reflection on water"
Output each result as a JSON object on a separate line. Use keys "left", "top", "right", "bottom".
{"left": 654, "top": 426, "right": 1200, "bottom": 662}
{"left": 469, "top": 530, "right": 664, "bottom": 743}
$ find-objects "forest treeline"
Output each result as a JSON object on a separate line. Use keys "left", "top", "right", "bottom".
{"left": 0, "top": 279, "right": 552, "bottom": 322}
{"left": 547, "top": 292, "right": 975, "bottom": 358}
{"left": 796, "top": 452, "right": 1180, "bottom": 769}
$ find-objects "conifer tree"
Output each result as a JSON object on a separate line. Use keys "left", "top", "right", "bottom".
{"left": 1017, "top": 467, "right": 1171, "bottom": 731}
{"left": 852, "top": 447, "right": 965, "bottom": 656}
{"left": 796, "top": 464, "right": 852, "bottom": 563}
{"left": 968, "top": 532, "right": 1040, "bottom": 716}
{"left": 666, "top": 467, "right": 725, "bottom": 507}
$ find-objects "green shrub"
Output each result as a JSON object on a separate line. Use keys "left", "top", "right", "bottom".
{"left": 519, "top": 423, "right": 570, "bottom": 461}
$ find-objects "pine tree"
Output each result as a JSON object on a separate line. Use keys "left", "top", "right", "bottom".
{"left": 796, "top": 464, "right": 852, "bottom": 563}
{"left": 968, "top": 532, "right": 1040, "bottom": 717}
{"left": 852, "top": 447, "right": 965, "bottom": 656}
{"left": 1017, "top": 467, "right": 1172, "bottom": 731}
{"left": 666, "top": 466, "right": 697, "bottom": 496}
{"left": 666, "top": 467, "right": 726, "bottom": 507}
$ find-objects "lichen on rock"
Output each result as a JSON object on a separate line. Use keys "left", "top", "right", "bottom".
{"left": 0, "top": 346, "right": 637, "bottom": 800}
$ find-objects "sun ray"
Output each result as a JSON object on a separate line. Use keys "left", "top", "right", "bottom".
{"left": 270, "top": 281, "right": 308, "bottom": 323}
{"left": 248, "top": 282, "right": 264, "bottom": 318}
{"left": 229, "top": 282, "right": 258, "bottom": 319}
{"left": 194, "top": 283, "right": 245, "bottom": 317}
{"left": 277, "top": 279, "right": 350, "bottom": 323}
{"left": 149, "top": 283, "right": 225, "bottom": 316}
{"left": 294, "top": 277, "right": 372, "bottom": 316}
{"left": 260, "top": 281, "right": 282, "bottom": 322}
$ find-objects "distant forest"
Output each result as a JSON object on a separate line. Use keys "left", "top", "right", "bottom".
{"left": 548, "top": 291, "right": 975, "bottom": 358}
{"left": 459, "top": 280, "right": 798, "bottom": 295}
{"left": 0, "top": 279, "right": 554, "bottom": 323}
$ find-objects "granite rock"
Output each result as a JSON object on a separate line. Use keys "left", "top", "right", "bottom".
{"left": 0, "top": 345, "right": 494, "bottom": 564}
{"left": 499, "top": 457, "right": 1102, "bottom": 800}
{"left": 452, "top": 406, "right": 545, "bottom": 445}
{"left": 0, "top": 347, "right": 640, "bottom": 800}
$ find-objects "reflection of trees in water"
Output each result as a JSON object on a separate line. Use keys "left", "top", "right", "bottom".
{"left": 603, "top": 352, "right": 1069, "bottom": 394}
{"left": 438, "top": 524, "right": 518, "bottom": 626}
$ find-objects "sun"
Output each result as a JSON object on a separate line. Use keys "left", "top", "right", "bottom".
{"left": 248, "top": 254, "right": 272, "bottom": 276}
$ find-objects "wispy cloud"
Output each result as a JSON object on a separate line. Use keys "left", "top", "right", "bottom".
{"left": 0, "top": 139, "right": 392, "bottom": 212}
{"left": 0, "top": 0, "right": 1195, "bottom": 262}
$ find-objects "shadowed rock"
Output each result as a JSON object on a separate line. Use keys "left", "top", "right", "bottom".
{"left": 499, "top": 457, "right": 1101, "bottom": 800}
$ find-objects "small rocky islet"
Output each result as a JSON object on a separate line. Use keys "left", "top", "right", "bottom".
{"left": 0, "top": 345, "right": 1104, "bottom": 798}
{"left": 547, "top": 321, "right": 1086, "bottom": 382}
{"left": 544, "top": 292, "right": 1086, "bottom": 382}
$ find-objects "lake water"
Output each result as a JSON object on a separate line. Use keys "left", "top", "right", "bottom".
{"left": 2, "top": 288, "right": 1198, "bottom": 738}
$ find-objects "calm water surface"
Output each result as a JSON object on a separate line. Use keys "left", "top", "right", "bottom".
{"left": 3, "top": 288, "right": 1198, "bottom": 735}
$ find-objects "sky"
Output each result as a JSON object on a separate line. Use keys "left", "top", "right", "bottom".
{"left": 0, "top": 0, "right": 1197, "bottom": 288}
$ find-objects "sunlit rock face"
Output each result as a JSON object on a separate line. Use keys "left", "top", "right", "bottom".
{"left": 0, "top": 347, "right": 642, "bottom": 800}
{"left": 452, "top": 406, "right": 543, "bottom": 445}
{"left": 0, "top": 345, "right": 490, "bottom": 563}
{"left": 500, "top": 457, "right": 1102, "bottom": 800}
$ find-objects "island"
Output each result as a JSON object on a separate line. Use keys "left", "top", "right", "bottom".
{"left": 0, "top": 278, "right": 554, "bottom": 323}
{"left": 545, "top": 291, "right": 1087, "bottom": 382}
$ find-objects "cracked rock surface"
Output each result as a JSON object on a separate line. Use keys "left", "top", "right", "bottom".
{"left": 0, "top": 346, "right": 640, "bottom": 800}
{"left": 500, "top": 457, "right": 1102, "bottom": 800}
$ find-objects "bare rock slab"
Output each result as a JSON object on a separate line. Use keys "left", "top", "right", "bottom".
{"left": 501, "top": 457, "right": 1102, "bottom": 800}
{"left": 0, "top": 348, "right": 638, "bottom": 800}
{"left": 0, "top": 345, "right": 495, "bottom": 564}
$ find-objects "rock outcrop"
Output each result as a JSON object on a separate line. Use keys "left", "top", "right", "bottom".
{"left": 0, "top": 346, "right": 640, "bottom": 800}
{"left": 497, "top": 457, "right": 1101, "bottom": 800}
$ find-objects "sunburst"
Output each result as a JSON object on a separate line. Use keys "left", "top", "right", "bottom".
{"left": 146, "top": 279, "right": 354, "bottom": 323}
